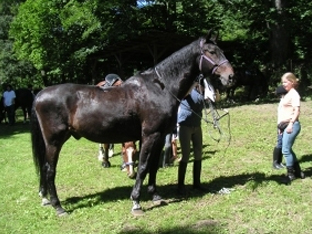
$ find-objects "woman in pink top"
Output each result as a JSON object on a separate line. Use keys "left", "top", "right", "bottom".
{"left": 279, "top": 72, "right": 305, "bottom": 183}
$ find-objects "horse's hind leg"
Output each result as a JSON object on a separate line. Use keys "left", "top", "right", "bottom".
{"left": 39, "top": 163, "right": 50, "bottom": 206}
{"left": 45, "top": 146, "right": 68, "bottom": 216}
{"left": 101, "top": 144, "right": 111, "bottom": 168}
{"left": 22, "top": 107, "right": 27, "bottom": 123}
{"left": 26, "top": 106, "right": 32, "bottom": 122}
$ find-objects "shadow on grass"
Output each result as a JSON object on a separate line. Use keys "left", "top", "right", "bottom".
{"left": 299, "top": 154, "right": 312, "bottom": 177}
{"left": 58, "top": 167, "right": 309, "bottom": 233}
{"left": 118, "top": 223, "right": 225, "bottom": 234}
{"left": 0, "top": 121, "right": 31, "bottom": 138}
{"left": 62, "top": 171, "right": 290, "bottom": 214}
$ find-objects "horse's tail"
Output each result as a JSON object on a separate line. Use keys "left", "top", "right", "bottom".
{"left": 30, "top": 106, "right": 46, "bottom": 177}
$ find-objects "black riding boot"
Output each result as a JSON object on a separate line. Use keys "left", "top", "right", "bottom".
{"left": 177, "top": 161, "right": 188, "bottom": 195}
{"left": 193, "top": 160, "right": 205, "bottom": 191}
{"left": 273, "top": 147, "right": 284, "bottom": 169}
{"left": 293, "top": 161, "right": 305, "bottom": 179}
{"left": 285, "top": 166, "right": 296, "bottom": 184}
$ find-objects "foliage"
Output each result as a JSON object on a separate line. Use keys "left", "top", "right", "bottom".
{"left": 0, "top": 0, "right": 37, "bottom": 92}
{"left": 1, "top": 100, "right": 312, "bottom": 233}
{"left": 3, "top": 0, "right": 312, "bottom": 87}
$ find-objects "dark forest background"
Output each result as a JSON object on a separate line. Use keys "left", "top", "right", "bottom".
{"left": 1, "top": 0, "right": 312, "bottom": 96}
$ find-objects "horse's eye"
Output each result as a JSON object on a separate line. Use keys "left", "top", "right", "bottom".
{"left": 204, "top": 49, "right": 215, "bottom": 55}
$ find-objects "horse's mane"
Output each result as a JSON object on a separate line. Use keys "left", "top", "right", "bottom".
{"left": 159, "top": 39, "right": 199, "bottom": 67}
{"left": 137, "top": 38, "right": 201, "bottom": 81}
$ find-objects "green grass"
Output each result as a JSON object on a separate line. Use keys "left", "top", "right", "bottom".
{"left": 1, "top": 100, "right": 312, "bottom": 234}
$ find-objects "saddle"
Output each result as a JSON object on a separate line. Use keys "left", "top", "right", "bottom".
{"left": 97, "top": 73, "right": 123, "bottom": 89}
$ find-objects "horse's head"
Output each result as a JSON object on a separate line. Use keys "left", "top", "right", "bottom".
{"left": 122, "top": 142, "right": 138, "bottom": 179}
{"left": 198, "top": 30, "right": 234, "bottom": 90}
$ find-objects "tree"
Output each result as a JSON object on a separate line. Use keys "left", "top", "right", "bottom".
{"left": 0, "top": 0, "right": 37, "bottom": 91}
{"left": 8, "top": 0, "right": 312, "bottom": 89}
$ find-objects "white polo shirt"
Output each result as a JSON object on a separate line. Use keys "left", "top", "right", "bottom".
{"left": 3, "top": 90, "right": 16, "bottom": 106}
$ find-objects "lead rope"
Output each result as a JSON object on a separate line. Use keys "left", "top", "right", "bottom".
{"left": 198, "top": 76, "right": 231, "bottom": 151}
{"left": 202, "top": 95, "right": 231, "bottom": 151}
{"left": 155, "top": 67, "right": 231, "bottom": 148}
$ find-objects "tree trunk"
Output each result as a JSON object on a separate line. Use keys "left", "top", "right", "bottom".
{"left": 269, "top": 0, "right": 291, "bottom": 69}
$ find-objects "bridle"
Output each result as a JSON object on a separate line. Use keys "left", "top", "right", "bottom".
{"left": 199, "top": 39, "right": 229, "bottom": 75}
{"left": 154, "top": 39, "right": 232, "bottom": 146}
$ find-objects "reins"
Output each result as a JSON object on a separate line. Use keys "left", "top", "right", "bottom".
{"left": 197, "top": 75, "right": 231, "bottom": 146}
{"left": 154, "top": 67, "right": 231, "bottom": 146}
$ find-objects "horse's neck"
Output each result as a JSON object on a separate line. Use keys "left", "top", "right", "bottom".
{"left": 156, "top": 40, "right": 199, "bottom": 98}
{"left": 158, "top": 41, "right": 198, "bottom": 77}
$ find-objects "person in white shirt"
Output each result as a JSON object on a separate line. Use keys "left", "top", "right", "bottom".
{"left": 278, "top": 72, "right": 304, "bottom": 183}
{"left": 3, "top": 84, "right": 16, "bottom": 125}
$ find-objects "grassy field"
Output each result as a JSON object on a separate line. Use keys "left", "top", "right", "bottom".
{"left": 0, "top": 99, "right": 312, "bottom": 234}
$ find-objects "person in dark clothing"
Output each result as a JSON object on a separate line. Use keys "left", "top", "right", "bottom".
{"left": 177, "top": 84, "right": 205, "bottom": 195}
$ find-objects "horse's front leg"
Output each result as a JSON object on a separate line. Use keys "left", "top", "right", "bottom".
{"left": 130, "top": 135, "right": 164, "bottom": 215}
{"left": 147, "top": 144, "right": 164, "bottom": 203}
{"left": 98, "top": 143, "right": 104, "bottom": 161}
{"left": 130, "top": 159, "right": 148, "bottom": 216}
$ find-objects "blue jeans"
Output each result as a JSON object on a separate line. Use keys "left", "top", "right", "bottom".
{"left": 282, "top": 121, "right": 301, "bottom": 167}
{"left": 178, "top": 125, "right": 202, "bottom": 163}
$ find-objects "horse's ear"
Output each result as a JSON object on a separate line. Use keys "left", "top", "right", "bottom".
{"left": 206, "top": 29, "right": 213, "bottom": 40}
{"left": 211, "top": 31, "right": 219, "bottom": 42}
{"left": 206, "top": 29, "right": 219, "bottom": 43}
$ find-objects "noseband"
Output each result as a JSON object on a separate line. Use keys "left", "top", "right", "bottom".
{"left": 199, "top": 39, "right": 228, "bottom": 75}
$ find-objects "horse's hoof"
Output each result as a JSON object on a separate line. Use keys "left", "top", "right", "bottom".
{"left": 153, "top": 199, "right": 167, "bottom": 206}
{"left": 152, "top": 194, "right": 167, "bottom": 206}
{"left": 152, "top": 194, "right": 162, "bottom": 202}
{"left": 128, "top": 172, "right": 137, "bottom": 180}
{"left": 41, "top": 198, "right": 51, "bottom": 206}
{"left": 131, "top": 208, "right": 145, "bottom": 217}
{"left": 58, "top": 211, "right": 69, "bottom": 217}
{"left": 152, "top": 196, "right": 167, "bottom": 206}
{"left": 101, "top": 161, "right": 111, "bottom": 168}
{"left": 56, "top": 208, "right": 68, "bottom": 217}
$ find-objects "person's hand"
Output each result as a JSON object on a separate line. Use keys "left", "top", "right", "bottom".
{"left": 286, "top": 122, "right": 293, "bottom": 133}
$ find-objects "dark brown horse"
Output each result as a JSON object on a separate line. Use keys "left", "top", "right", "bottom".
{"left": 30, "top": 30, "right": 234, "bottom": 217}
{"left": 15, "top": 88, "right": 34, "bottom": 123}
{"left": 0, "top": 88, "right": 34, "bottom": 124}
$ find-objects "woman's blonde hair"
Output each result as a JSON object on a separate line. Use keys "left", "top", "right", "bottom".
{"left": 281, "top": 72, "right": 299, "bottom": 89}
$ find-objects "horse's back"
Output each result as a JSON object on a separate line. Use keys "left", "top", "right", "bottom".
{"left": 33, "top": 83, "right": 142, "bottom": 143}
